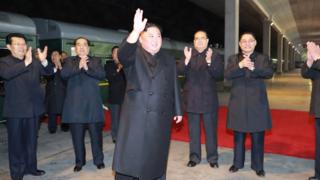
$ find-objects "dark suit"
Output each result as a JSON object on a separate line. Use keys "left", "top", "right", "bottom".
{"left": 112, "top": 41, "right": 182, "bottom": 180}
{"left": 61, "top": 56, "right": 105, "bottom": 167}
{"left": 225, "top": 52, "right": 273, "bottom": 171}
{"left": 177, "top": 48, "right": 224, "bottom": 164}
{"left": 0, "top": 55, "right": 53, "bottom": 180}
{"left": 45, "top": 68, "right": 67, "bottom": 132}
{"left": 301, "top": 61, "right": 320, "bottom": 178}
{"left": 104, "top": 61, "right": 126, "bottom": 141}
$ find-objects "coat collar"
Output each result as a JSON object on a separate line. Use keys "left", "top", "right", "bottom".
{"left": 139, "top": 46, "right": 168, "bottom": 78}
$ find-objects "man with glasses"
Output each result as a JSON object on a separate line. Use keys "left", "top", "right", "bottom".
{"left": 0, "top": 33, "right": 52, "bottom": 180}
{"left": 177, "top": 30, "right": 224, "bottom": 169}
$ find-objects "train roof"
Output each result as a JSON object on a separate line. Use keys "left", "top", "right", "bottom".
{"left": 33, "top": 18, "right": 188, "bottom": 51}
{"left": 33, "top": 18, "right": 127, "bottom": 43}
{"left": 0, "top": 11, "right": 36, "bottom": 35}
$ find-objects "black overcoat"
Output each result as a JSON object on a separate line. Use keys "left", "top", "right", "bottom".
{"left": 104, "top": 61, "right": 126, "bottom": 104}
{"left": 301, "top": 61, "right": 320, "bottom": 117}
{"left": 60, "top": 56, "right": 105, "bottom": 123}
{"left": 0, "top": 55, "right": 53, "bottom": 118}
{"left": 112, "top": 41, "right": 183, "bottom": 180}
{"left": 225, "top": 52, "right": 273, "bottom": 132}
{"left": 177, "top": 48, "right": 224, "bottom": 113}
{"left": 45, "top": 68, "right": 66, "bottom": 114}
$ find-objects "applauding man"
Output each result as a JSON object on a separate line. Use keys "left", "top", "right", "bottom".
{"left": 0, "top": 33, "right": 53, "bottom": 180}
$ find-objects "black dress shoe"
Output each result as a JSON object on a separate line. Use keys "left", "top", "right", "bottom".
{"left": 97, "top": 163, "right": 105, "bottom": 169}
{"left": 209, "top": 162, "right": 219, "bottom": 168}
{"left": 73, "top": 166, "right": 82, "bottom": 172}
{"left": 187, "top": 161, "right": 197, "bottom": 167}
{"left": 309, "top": 176, "right": 319, "bottom": 180}
{"left": 256, "top": 169, "right": 265, "bottom": 177}
{"left": 112, "top": 139, "right": 116, "bottom": 143}
{"left": 29, "top": 169, "right": 46, "bottom": 176}
{"left": 229, "top": 165, "right": 239, "bottom": 173}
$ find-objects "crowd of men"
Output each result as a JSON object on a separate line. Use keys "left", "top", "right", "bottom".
{"left": 0, "top": 8, "right": 319, "bottom": 180}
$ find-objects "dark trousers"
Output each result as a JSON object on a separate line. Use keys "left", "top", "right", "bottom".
{"left": 115, "top": 172, "right": 166, "bottom": 180}
{"left": 48, "top": 113, "right": 69, "bottom": 132}
{"left": 109, "top": 104, "right": 121, "bottom": 141}
{"left": 187, "top": 112, "right": 218, "bottom": 163}
{"left": 315, "top": 118, "right": 320, "bottom": 178}
{"left": 69, "top": 123, "right": 104, "bottom": 166}
{"left": 233, "top": 131, "right": 265, "bottom": 171}
{"left": 6, "top": 117, "right": 39, "bottom": 180}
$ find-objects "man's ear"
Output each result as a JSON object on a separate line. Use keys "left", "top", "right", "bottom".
{"left": 6, "top": 44, "right": 11, "bottom": 51}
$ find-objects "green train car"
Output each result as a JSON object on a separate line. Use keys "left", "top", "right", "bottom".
{"left": 0, "top": 11, "right": 191, "bottom": 122}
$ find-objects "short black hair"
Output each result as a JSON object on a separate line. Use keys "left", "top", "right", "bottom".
{"left": 240, "top": 32, "right": 256, "bottom": 41}
{"left": 194, "top": 30, "right": 209, "bottom": 39}
{"left": 143, "top": 23, "right": 162, "bottom": 34}
{"left": 61, "top": 51, "right": 68, "bottom": 55}
{"left": 111, "top": 46, "right": 119, "bottom": 53}
{"left": 73, "top": 37, "right": 91, "bottom": 46}
{"left": 6, "top": 33, "right": 27, "bottom": 45}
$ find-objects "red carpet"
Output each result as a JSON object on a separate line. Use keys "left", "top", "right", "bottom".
{"left": 169, "top": 106, "right": 316, "bottom": 159}
{"left": 102, "top": 107, "right": 315, "bottom": 159}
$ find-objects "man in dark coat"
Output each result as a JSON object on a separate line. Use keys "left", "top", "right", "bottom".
{"left": 177, "top": 30, "right": 224, "bottom": 168}
{"left": 301, "top": 41, "right": 320, "bottom": 180}
{"left": 112, "top": 9, "right": 183, "bottom": 180}
{"left": 105, "top": 46, "right": 126, "bottom": 143}
{"left": 61, "top": 37, "right": 106, "bottom": 172}
{"left": 0, "top": 33, "right": 53, "bottom": 180}
{"left": 45, "top": 50, "right": 67, "bottom": 133}
{"left": 225, "top": 32, "right": 273, "bottom": 177}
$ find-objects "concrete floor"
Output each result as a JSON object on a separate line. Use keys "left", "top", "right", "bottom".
{"left": 0, "top": 69, "right": 315, "bottom": 180}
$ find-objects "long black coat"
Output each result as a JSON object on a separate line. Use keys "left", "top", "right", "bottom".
{"left": 61, "top": 56, "right": 105, "bottom": 123}
{"left": 104, "top": 61, "right": 126, "bottom": 104}
{"left": 45, "top": 68, "right": 66, "bottom": 114}
{"left": 177, "top": 48, "right": 224, "bottom": 113}
{"left": 225, "top": 52, "right": 273, "bottom": 132}
{"left": 301, "top": 61, "right": 320, "bottom": 117}
{"left": 0, "top": 55, "right": 53, "bottom": 118}
{"left": 112, "top": 41, "right": 182, "bottom": 180}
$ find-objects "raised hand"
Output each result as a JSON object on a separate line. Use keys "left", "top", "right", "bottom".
{"left": 206, "top": 48, "right": 213, "bottom": 64}
{"left": 133, "top": 8, "right": 148, "bottom": 34}
{"left": 184, "top": 47, "right": 192, "bottom": 65}
{"left": 307, "top": 41, "right": 320, "bottom": 61}
{"left": 37, "top": 46, "right": 48, "bottom": 62}
{"left": 25, "top": 47, "right": 32, "bottom": 66}
{"left": 127, "top": 8, "right": 148, "bottom": 43}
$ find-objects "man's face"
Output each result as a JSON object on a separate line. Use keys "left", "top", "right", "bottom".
{"left": 139, "top": 27, "right": 162, "bottom": 55}
{"left": 61, "top": 52, "right": 68, "bottom": 61}
{"left": 75, "top": 38, "right": 89, "bottom": 57}
{"left": 51, "top": 51, "right": 61, "bottom": 63}
{"left": 6, "top": 37, "right": 27, "bottom": 59}
{"left": 194, "top": 31, "right": 209, "bottom": 53}
{"left": 239, "top": 34, "right": 257, "bottom": 54}
{"left": 112, "top": 48, "right": 119, "bottom": 63}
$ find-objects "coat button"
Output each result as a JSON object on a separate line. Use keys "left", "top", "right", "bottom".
{"left": 148, "top": 91, "right": 153, "bottom": 95}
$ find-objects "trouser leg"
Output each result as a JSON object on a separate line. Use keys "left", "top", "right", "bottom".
{"left": 233, "top": 131, "right": 246, "bottom": 168}
{"left": 88, "top": 122, "right": 104, "bottom": 165}
{"left": 187, "top": 113, "right": 201, "bottom": 163}
{"left": 203, "top": 112, "right": 218, "bottom": 163}
{"left": 70, "top": 123, "right": 86, "bottom": 166}
{"left": 250, "top": 131, "right": 265, "bottom": 171}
